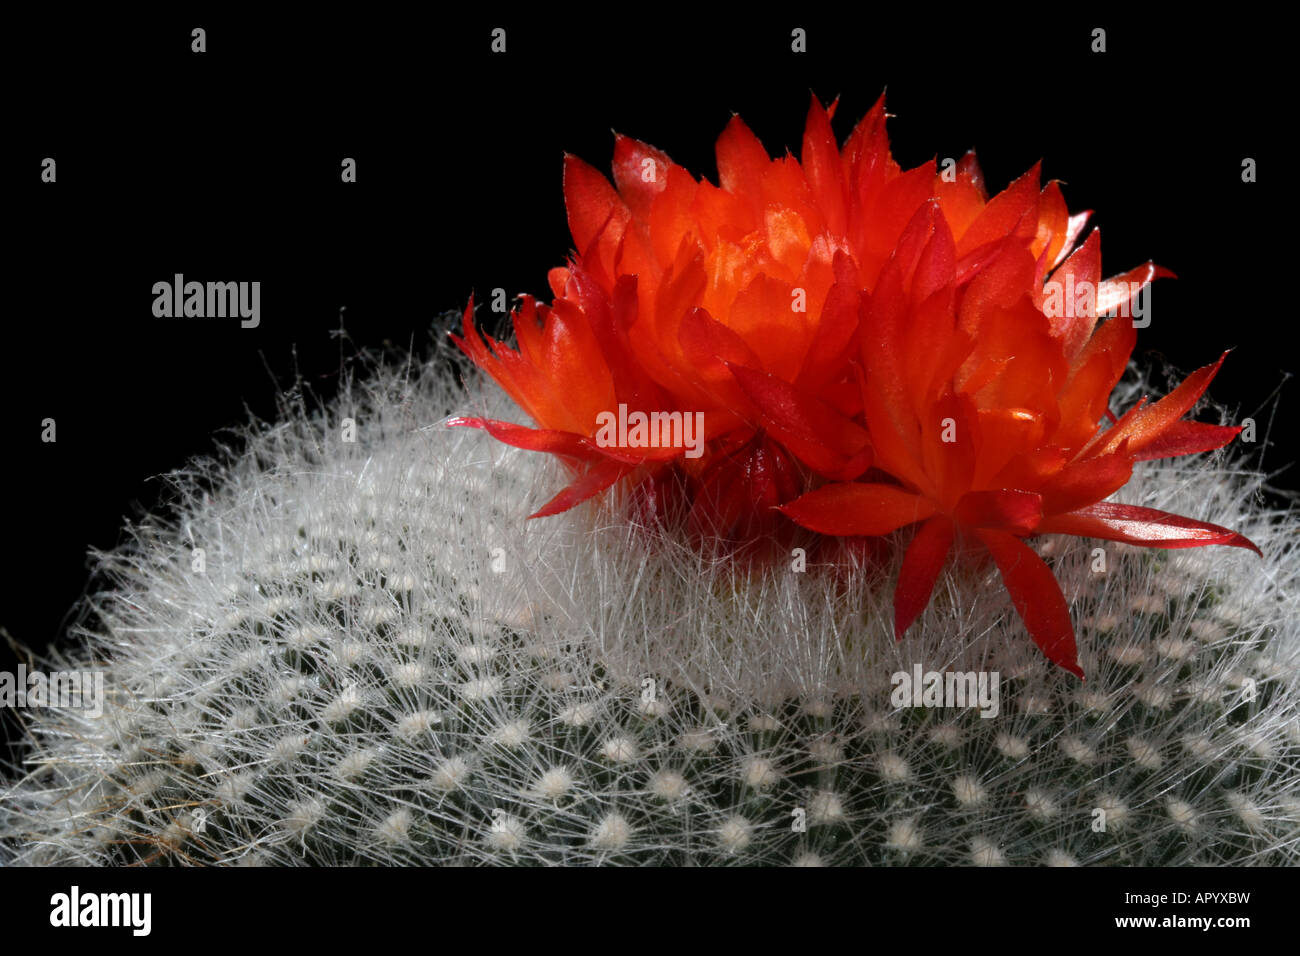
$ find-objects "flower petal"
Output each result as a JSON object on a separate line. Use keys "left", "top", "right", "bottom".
{"left": 955, "top": 162, "right": 1042, "bottom": 259}
{"left": 447, "top": 417, "right": 672, "bottom": 465}
{"left": 716, "top": 113, "right": 772, "bottom": 197}
{"left": 1037, "top": 453, "right": 1134, "bottom": 515}
{"left": 446, "top": 414, "right": 586, "bottom": 451}
{"left": 531, "top": 458, "right": 637, "bottom": 519}
{"left": 1037, "top": 501, "right": 1260, "bottom": 554}
{"left": 975, "top": 529, "right": 1083, "bottom": 678}
{"left": 1130, "top": 420, "right": 1242, "bottom": 461}
{"left": 1054, "top": 210, "right": 1092, "bottom": 269}
{"left": 778, "top": 483, "right": 936, "bottom": 536}
{"left": 954, "top": 489, "right": 1043, "bottom": 534}
{"left": 612, "top": 134, "right": 673, "bottom": 221}
{"left": 1043, "top": 229, "right": 1101, "bottom": 361}
{"left": 727, "top": 362, "right": 873, "bottom": 480}
{"left": 1088, "top": 351, "right": 1231, "bottom": 459}
{"left": 563, "top": 154, "right": 629, "bottom": 267}
{"left": 894, "top": 515, "right": 955, "bottom": 639}
{"left": 1096, "top": 261, "right": 1176, "bottom": 317}
{"left": 802, "top": 94, "right": 848, "bottom": 238}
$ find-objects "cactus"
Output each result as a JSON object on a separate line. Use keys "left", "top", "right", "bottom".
{"left": 2, "top": 335, "right": 1298, "bottom": 866}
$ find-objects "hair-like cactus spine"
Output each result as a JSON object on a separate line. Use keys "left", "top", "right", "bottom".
{"left": 2, "top": 340, "right": 1297, "bottom": 866}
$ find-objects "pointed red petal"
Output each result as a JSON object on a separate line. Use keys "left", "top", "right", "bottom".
{"left": 447, "top": 417, "right": 593, "bottom": 457}
{"left": 568, "top": 267, "right": 662, "bottom": 410}
{"left": 716, "top": 113, "right": 771, "bottom": 196}
{"left": 894, "top": 515, "right": 955, "bottom": 639}
{"left": 531, "top": 458, "right": 635, "bottom": 518}
{"left": 1037, "top": 502, "right": 1261, "bottom": 554}
{"left": 795, "top": 269, "right": 862, "bottom": 388}
{"left": 955, "top": 162, "right": 1042, "bottom": 259}
{"left": 563, "top": 154, "right": 629, "bottom": 257}
{"left": 802, "top": 94, "right": 848, "bottom": 237}
{"left": 953, "top": 489, "right": 1043, "bottom": 534}
{"left": 1131, "top": 420, "right": 1243, "bottom": 461}
{"left": 1032, "top": 180, "right": 1070, "bottom": 273}
{"left": 676, "top": 305, "right": 762, "bottom": 412}
{"left": 778, "top": 483, "right": 936, "bottom": 536}
{"left": 1038, "top": 453, "right": 1134, "bottom": 515}
{"left": 1096, "top": 262, "right": 1176, "bottom": 317}
{"left": 975, "top": 529, "right": 1084, "bottom": 678}
{"left": 447, "top": 417, "right": 662, "bottom": 465}
{"left": 1094, "top": 352, "right": 1231, "bottom": 458}
{"left": 958, "top": 150, "right": 986, "bottom": 198}
{"left": 727, "top": 362, "right": 873, "bottom": 480}
{"left": 612, "top": 134, "right": 673, "bottom": 220}
{"left": 1045, "top": 229, "right": 1101, "bottom": 361}
{"left": 1054, "top": 211, "right": 1092, "bottom": 269}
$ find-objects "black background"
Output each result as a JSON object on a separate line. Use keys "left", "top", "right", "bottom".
{"left": 3, "top": 11, "right": 1286, "bottom": 685}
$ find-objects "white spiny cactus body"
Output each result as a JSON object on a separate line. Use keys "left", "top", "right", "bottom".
{"left": 2, "top": 339, "right": 1298, "bottom": 866}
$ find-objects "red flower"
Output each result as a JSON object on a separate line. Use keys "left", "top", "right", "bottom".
{"left": 453, "top": 94, "right": 1257, "bottom": 675}
{"left": 778, "top": 173, "right": 1257, "bottom": 677}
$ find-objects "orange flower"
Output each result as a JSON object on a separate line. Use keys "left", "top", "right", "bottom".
{"left": 779, "top": 183, "right": 1256, "bottom": 677}
{"left": 453, "top": 94, "right": 1257, "bottom": 675}
{"left": 453, "top": 96, "right": 906, "bottom": 537}
{"left": 453, "top": 94, "right": 1050, "bottom": 530}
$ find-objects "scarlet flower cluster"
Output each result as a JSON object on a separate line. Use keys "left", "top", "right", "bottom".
{"left": 451, "top": 94, "right": 1257, "bottom": 677}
